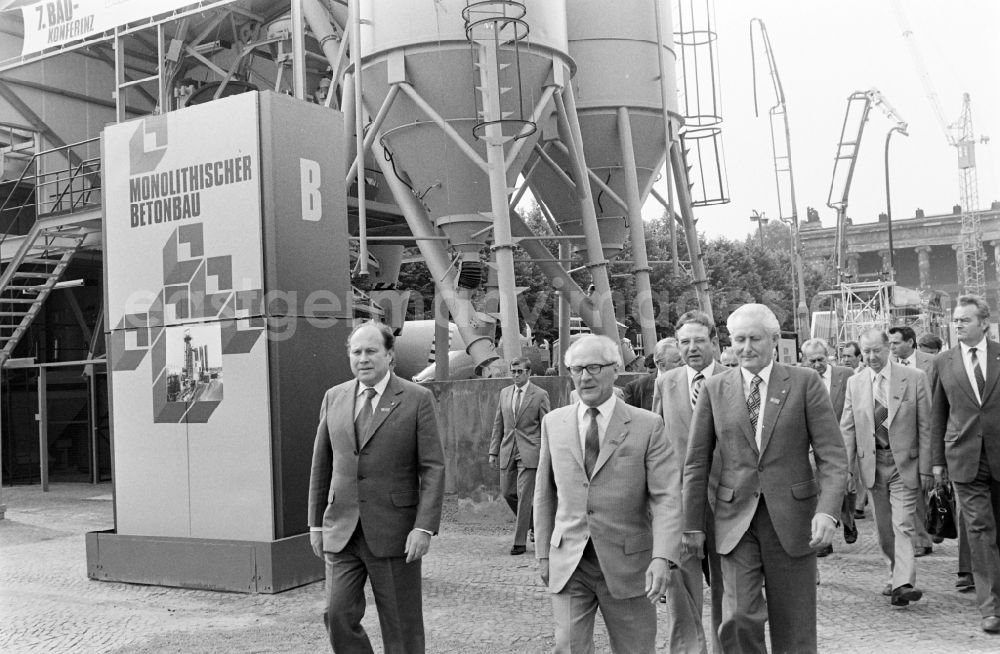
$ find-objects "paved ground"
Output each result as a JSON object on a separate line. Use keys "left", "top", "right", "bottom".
{"left": 1, "top": 483, "right": 999, "bottom": 653}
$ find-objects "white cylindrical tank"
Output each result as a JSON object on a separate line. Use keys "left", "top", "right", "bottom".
{"left": 530, "top": 0, "right": 679, "bottom": 257}
{"left": 357, "top": 0, "right": 572, "bottom": 255}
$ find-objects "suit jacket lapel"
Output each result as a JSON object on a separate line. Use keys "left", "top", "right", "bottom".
{"left": 950, "top": 346, "right": 978, "bottom": 405}
{"left": 888, "top": 363, "right": 905, "bottom": 425}
{"left": 727, "top": 372, "right": 759, "bottom": 455}
{"left": 856, "top": 372, "right": 874, "bottom": 437}
{"left": 360, "top": 374, "right": 403, "bottom": 450}
{"left": 830, "top": 368, "right": 845, "bottom": 413}
{"left": 758, "top": 365, "right": 790, "bottom": 458}
{"left": 592, "top": 400, "right": 629, "bottom": 477}
{"left": 562, "top": 404, "right": 586, "bottom": 472}
{"left": 981, "top": 341, "right": 1000, "bottom": 403}
{"left": 336, "top": 383, "right": 359, "bottom": 451}
{"left": 668, "top": 374, "right": 692, "bottom": 431}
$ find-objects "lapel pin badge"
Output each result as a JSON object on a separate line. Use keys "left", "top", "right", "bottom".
{"left": 769, "top": 397, "right": 780, "bottom": 404}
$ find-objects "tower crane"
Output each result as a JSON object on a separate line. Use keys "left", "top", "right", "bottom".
{"left": 892, "top": 1, "right": 990, "bottom": 295}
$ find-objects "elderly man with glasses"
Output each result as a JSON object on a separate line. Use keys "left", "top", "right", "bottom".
{"left": 489, "top": 357, "right": 551, "bottom": 555}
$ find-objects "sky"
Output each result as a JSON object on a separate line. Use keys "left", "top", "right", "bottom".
{"left": 647, "top": 0, "right": 1000, "bottom": 240}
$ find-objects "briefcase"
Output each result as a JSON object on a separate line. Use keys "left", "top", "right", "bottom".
{"left": 925, "top": 484, "right": 958, "bottom": 540}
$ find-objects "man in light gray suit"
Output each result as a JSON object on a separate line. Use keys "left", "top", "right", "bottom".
{"left": 534, "top": 334, "right": 680, "bottom": 653}
{"left": 653, "top": 310, "right": 723, "bottom": 654}
{"left": 841, "top": 329, "right": 932, "bottom": 606}
{"left": 683, "top": 304, "right": 847, "bottom": 654}
{"left": 490, "top": 356, "right": 550, "bottom": 555}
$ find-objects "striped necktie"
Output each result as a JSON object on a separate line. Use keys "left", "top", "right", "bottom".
{"left": 584, "top": 407, "right": 600, "bottom": 478}
{"left": 355, "top": 387, "right": 376, "bottom": 449}
{"left": 971, "top": 347, "right": 987, "bottom": 397}
{"left": 747, "top": 375, "right": 762, "bottom": 432}
{"left": 691, "top": 372, "right": 704, "bottom": 410}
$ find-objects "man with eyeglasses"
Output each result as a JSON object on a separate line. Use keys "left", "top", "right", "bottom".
{"left": 652, "top": 311, "right": 724, "bottom": 654}
{"left": 930, "top": 295, "right": 1000, "bottom": 633}
{"left": 800, "top": 338, "right": 856, "bottom": 555}
{"left": 534, "top": 335, "right": 680, "bottom": 653}
{"left": 489, "top": 357, "right": 551, "bottom": 556}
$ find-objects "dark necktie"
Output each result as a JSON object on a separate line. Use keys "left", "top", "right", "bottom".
{"left": 898, "top": 358, "right": 909, "bottom": 366}
{"left": 513, "top": 388, "right": 522, "bottom": 415}
{"left": 584, "top": 407, "right": 600, "bottom": 478}
{"left": 873, "top": 373, "right": 889, "bottom": 448}
{"left": 355, "top": 387, "right": 376, "bottom": 449}
{"left": 971, "top": 347, "right": 987, "bottom": 397}
{"left": 691, "top": 372, "right": 704, "bottom": 410}
{"left": 747, "top": 374, "right": 762, "bottom": 433}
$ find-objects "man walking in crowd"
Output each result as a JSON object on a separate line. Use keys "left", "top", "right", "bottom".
{"left": 841, "top": 341, "right": 862, "bottom": 370}
{"left": 931, "top": 295, "right": 1000, "bottom": 634}
{"left": 683, "top": 303, "right": 847, "bottom": 654}
{"left": 918, "top": 333, "right": 943, "bottom": 355}
{"left": 841, "top": 329, "right": 932, "bottom": 606}
{"left": 308, "top": 322, "right": 446, "bottom": 653}
{"left": 534, "top": 334, "right": 680, "bottom": 653}
{"left": 624, "top": 353, "right": 658, "bottom": 411}
{"left": 888, "top": 325, "right": 937, "bottom": 556}
{"left": 653, "top": 311, "right": 724, "bottom": 654}
{"left": 650, "top": 339, "right": 684, "bottom": 408}
{"left": 489, "top": 357, "right": 551, "bottom": 555}
{"left": 719, "top": 347, "right": 740, "bottom": 368}
{"left": 800, "top": 338, "right": 856, "bottom": 554}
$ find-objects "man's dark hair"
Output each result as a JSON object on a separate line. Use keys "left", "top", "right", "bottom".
{"left": 347, "top": 320, "right": 395, "bottom": 351}
{"left": 841, "top": 341, "right": 860, "bottom": 357}
{"left": 887, "top": 325, "right": 917, "bottom": 346}
{"left": 917, "top": 333, "right": 943, "bottom": 352}
{"left": 675, "top": 310, "right": 717, "bottom": 339}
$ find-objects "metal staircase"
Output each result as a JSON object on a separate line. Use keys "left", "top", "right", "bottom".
{"left": 0, "top": 137, "right": 102, "bottom": 365}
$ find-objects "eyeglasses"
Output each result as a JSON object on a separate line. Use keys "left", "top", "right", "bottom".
{"left": 568, "top": 362, "right": 615, "bottom": 376}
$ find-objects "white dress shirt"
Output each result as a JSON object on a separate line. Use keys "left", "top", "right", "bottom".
{"left": 577, "top": 394, "right": 618, "bottom": 452}
{"left": 960, "top": 337, "right": 989, "bottom": 405}
{"left": 741, "top": 362, "right": 774, "bottom": 452}
{"left": 818, "top": 366, "right": 831, "bottom": 395}
{"left": 897, "top": 352, "right": 917, "bottom": 367}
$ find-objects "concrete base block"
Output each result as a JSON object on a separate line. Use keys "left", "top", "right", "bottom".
{"left": 85, "top": 529, "right": 322, "bottom": 593}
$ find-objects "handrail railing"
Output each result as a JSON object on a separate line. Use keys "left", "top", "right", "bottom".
{"left": 0, "top": 137, "right": 101, "bottom": 252}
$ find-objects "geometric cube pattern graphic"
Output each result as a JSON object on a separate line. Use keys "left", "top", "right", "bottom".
{"left": 112, "top": 223, "right": 264, "bottom": 423}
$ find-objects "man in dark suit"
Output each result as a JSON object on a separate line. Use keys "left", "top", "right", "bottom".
{"left": 931, "top": 295, "right": 1000, "bottom": 634}
{"left": 889, "top": 325, "right": 937, "bottom": 556}
{"left": 842, "top": 329, "right": 932, "bottom": 606}
{"left": 683, "top": 303, "right": 847, "bottom": 654}
{"left": 624, "top": 353, "right": 658, "bottom": 411}
{"left": 652, "top": 310, "right": 724, "bottom": 654}
{"left": 308, "top": 321, "right": 446, "bottom": 653}
{"left": 534, "top": 334, "right": 680, "bottom": 653}
{"left": 489, "top": 356, "right": 551, "bottom": 555}
{"left": 800, "top": 337, "right": 857, "bottom": 552}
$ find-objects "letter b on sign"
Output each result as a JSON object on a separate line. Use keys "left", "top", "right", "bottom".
{"left": 300, "top": 158, "right": 321, "bottom": 221}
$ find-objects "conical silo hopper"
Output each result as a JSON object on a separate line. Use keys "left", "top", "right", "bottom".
{"left": 356, "top": 0, "right": 572, "bottom": 274}
{"left": 528, "top": 0, "right": 680, "bottom": 351}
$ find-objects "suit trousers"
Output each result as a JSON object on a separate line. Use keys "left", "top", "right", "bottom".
{"left": 551, "top": 540, "right": 656, "bottom": 654}
{"left": 666, "top": 516, "right": 723, "bottom": 654}
{"left": 324, "top": 524, "right": 424, "bottom": 654}
{"left": 952, "top": 447, "right": 1000, "bottom": 618}
{"left": 719, "top": 498, "right": 817, "bottom": 654}
{"left": 501, "top": 455, "right": 535, "bottom": 546}
{"left": 869, "top": 449, "right": 918, "bottom": 590}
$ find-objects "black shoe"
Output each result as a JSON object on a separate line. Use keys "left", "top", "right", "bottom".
{"left": 658, "top": 594, "right": 667, "bottom": 603}
{"left": 932, "top": 534, "right": 944, "bottom": 544}
{"left": 854, "top": 509, "right": 866, "bottom": 519}
{"left": 817, "top": 544, "right": 833, "bottom": 558}
{"left": 891, "top": 584, "right": 923, "bottom": 606}
{"left": 844, "top": 523, "right": 858, "bottom": 544}
{"left": 982, "top": 617, "right": 1000, "bottom": 633}
{"left": 914, "top": 545, "right": 932, "bottom": 558}
{"left": 957, "top": 573, "right": 975, "bottom": 592}
{"left": 510, "top": 545, "right": 526, "bottom": 555}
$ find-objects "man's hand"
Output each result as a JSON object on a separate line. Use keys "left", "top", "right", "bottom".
{"left": 489, "top": 454, "right": 498, "bottom": 469}
{"left": 681, "top": 531, "right": 706, "bottom": 559}
{"left": 539, "top": 558, "right": 549, "bottom": 586}
{"left": 310, "top": 531, "right": 324, "bottom": 559}
{"left": 404, "top": 529, "right": 432, "bottom": 563}
{"left": 932, "top": 465, "right": 948, "bottom": 487}
{"left": 644, "top": 558, "right": 670, "bottom": 602}
{"left": 809, "top": 513, "right": 837, "bottom": 549}
{"left": 921, "top": 473, "right": 936, "bottom": 494}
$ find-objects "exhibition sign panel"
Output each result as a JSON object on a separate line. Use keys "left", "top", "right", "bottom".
{"left": 103, "top": 92, "right": 274, "bottom": 541}
{"left": 16, "top": 0, "right": 204, "bottom": 55}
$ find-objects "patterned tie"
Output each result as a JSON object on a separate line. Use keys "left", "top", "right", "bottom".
{"left": 747, "top": 375, "right": 762, "bottom": 433}
{"left": 898, "top": 358, "right": 909, "bottom": 366}
{"left": 873, "top": 373, "right": 890, "bottom": 448}
{"left": 513, "top": 388, "right": 522, "bottom": 416}
{"left": 584, "top": 407, "right": 600, "bottom": 478}
{"left": 691, "top": 372, "right": 704, "bottom": 410}
{"left": 354, "top": 387, "right": 376, "bottom": 449}
{"left": 971, "top": 347, "right": 987, "bottom": 398}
